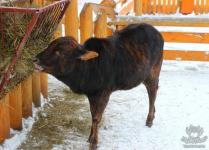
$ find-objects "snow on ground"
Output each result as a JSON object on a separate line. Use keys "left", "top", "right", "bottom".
{"left": 0, "top": 97, "right": 48, "bottom": 150}
{"left": 49, "top": 60, "right": 209, "bottom": 150}
{"left": 98, "top": 61, "right": 209, "bottom": 150}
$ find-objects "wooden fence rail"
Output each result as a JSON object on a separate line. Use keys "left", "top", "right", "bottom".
{"left": 109, "top": 16, "right": 209, "bottom": 61}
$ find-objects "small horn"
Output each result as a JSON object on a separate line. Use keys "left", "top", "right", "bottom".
{"left": 79, "top": 51, "right": 99, "bottom": 61}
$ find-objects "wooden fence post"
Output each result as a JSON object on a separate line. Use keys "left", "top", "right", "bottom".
{"left": 9, "top": 84, "right": 22, "bottom": 130}
{"left": 134, "top": 0, "right": 142, "bottom": 16}
{"left": 194, "top": 0, "right": 200, "bottom": 15}
{"left": 94, "top": 13, "right": 107, "bottom": 38}
{"left": 40, "top": 73, "right": 48, "bottom": 99}
{"left": 32, "top": 72, "right": 41, "bottom": 107}
{"left": 36, "top": 0, "right": 44, "bottom": 6}
{"left": 21, "top": 75, "right": 32, "bottom": 118}
{"left": 0, "top": 94, "right": 10, "bottom": 143}
{"left": 181, "top": 0, "right": 194, "bottom": 14}
{"left": 80, "top": 3, "right": 93, "bottom": 44}
{"left": 65, "top": 0, "right": 79, "bottom": 40}
{"left": 100, "top": 0, "right": 116, "bottom": 8}
{"left": 206, "top": 0, "right": 209, "bottom": 14}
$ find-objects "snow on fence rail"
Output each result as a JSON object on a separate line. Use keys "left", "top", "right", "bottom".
{"left": 109, "top": 16, "right": 209, "bottom": 61}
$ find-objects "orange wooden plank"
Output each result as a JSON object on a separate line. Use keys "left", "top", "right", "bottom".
{"left": 162, "top": 32, "right": 209, "bottom": 43}
{"left": 194, "top": 0, "right": 200, "bottom": 14}
{"left": 21, "top": 76, "right": 32, "bottom": 118}
{"left": 205, "top": 0, "right": 209, "bottom": 13}
{"left": 205, "top": 0, "right": 208, "bottom": 13}
{"left": 202, "top": 0, "right": 205, "bottom": 13}
{"left": 142, "top": 0, "right": 145, "bottom": 13}
{"left": 199, "top": 0, "right": 202, "bottom": 14}
{"left": 194, "top": 0, "right": 197, "bottom": 14}
{"left": 162, "top": 0, "right": 166, "bottom": 13}
{"left": 9, "top": 84, "right": 22, "bottom": 130}
{"left": 119, "top": 0, "right": 134, "bottom": 15}
{"left": 166, "top": 0, "right": 172, "bottom": 14}
{"left": 200, "top": 0, "right": 205, "bottom": 14}
{"left": 40, "top": 73, "right": 48, "bottom": 99}
{"left": 32, "top": 72, "right": 41, "bottom": 107}
{"left": 152, "top": 0, "right": 157, "bottom": 14}
{"left": 0, "top": 95, "right": 10, "bottom": 144}
{"left": 164, "top": 50, "right": 209, "bottom": 61}
{"left": 176, "top": 0, "right": 180, "bottom": 13}
{"left": 147, "top": 0, "right": 152, "bottom": 14}
{"left": 157, "top": 0, "right": 162, "bottom": 13}
{"left": 181, "top": 0, "right": 194, "bottom": 14}
{"left": 206, "top": 0, "right": 209, "bottom": 13}
{"left": 143, "top": 0, "right": 148, "bottom": 14}
{"left": 171, "top": 0, "right": 176, "bottom": 13}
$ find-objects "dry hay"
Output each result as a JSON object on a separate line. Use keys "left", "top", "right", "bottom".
{"left": 19, "top": 87, "right": 92, "bottom": 149}
{"left": 0, "top": 1, "right": 57, "bottom": 98}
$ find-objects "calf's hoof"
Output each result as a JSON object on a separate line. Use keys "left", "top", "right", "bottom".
{"left": 146, "top": 115, "right": 155, "bottom": 127}
{"left": 146, "top": 121, "right": 153, "bottom": 128}
{"left": 87, "top": 135, "right": 95, "bottom": 143}
{"left": 89, "top": 143, "right": 97, "bottom": 150}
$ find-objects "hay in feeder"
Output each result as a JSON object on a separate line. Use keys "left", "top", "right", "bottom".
{"left": 0, "top": 1, "right": 59, "bottom": 98}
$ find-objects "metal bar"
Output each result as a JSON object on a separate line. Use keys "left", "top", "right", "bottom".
{"left": 0, "top": 0, "right": 70, "bottom": 13}
{"left": 38, "top": 0, "right": 70, "bottom": 13}
{"left": 46, "top": 4, "right": 63, "bottom": 34}
{"left": 0, "top": 7, "right": 38, "bottom": 13}
{"left": 57, "top": 0, "right": 70, "bottom": 25}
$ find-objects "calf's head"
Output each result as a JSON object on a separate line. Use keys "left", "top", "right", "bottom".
{"left": 34, "top": 36, "right": 99, "bottom": 76}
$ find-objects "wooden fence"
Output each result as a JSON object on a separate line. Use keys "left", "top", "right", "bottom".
{"left": 78, "top": 0, "right": 209, "bottom": 62}
{"left": 0, "top": 73, "right": 48, "bottom": 143}
{"left": 118, "top": 0, "right": 209, "bottom": 15}
{"left": 109, "top": 16, "right": 209, "bottom": 61}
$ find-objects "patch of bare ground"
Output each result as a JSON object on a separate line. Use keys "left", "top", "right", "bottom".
{"left": 18, "top": 85, "right": 92, "bottom": 150}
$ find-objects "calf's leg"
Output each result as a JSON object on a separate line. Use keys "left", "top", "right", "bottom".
{"left": 143, "top": 58, "right": 163, "bottom": 127}
{"left": 144, "top": 77, "right": 159, "bottom": 127}
{"left": 87, "top": 91, "right": 111, "bottom": 150}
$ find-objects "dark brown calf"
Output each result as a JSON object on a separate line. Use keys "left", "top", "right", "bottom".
{"left": 34, "top": 23, "right": 164, "bottom": 150}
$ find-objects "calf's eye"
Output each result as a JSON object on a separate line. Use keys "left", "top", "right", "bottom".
{"left": 55, "top": 51, "right": 60, "bottom": 56}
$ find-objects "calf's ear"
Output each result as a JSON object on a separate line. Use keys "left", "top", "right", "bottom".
{"left": 79, "top": 51, "right": 99, "bottom": 61}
